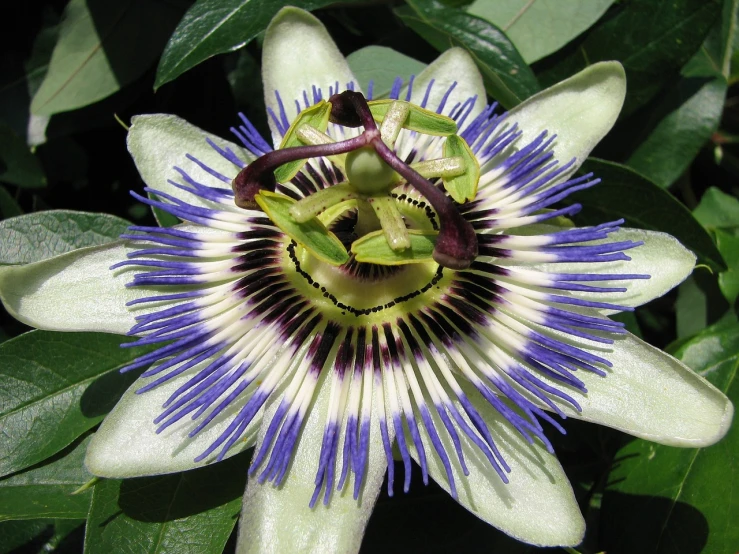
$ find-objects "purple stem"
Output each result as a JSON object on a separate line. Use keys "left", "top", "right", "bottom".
{"left": 232, "top": 134, "right": 370, "bottom": 208}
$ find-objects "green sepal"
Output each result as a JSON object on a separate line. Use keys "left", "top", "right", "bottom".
{"left": 442, "top": 134, "right": 480, "bottom": 203}
{"left": 352, "top": 229, "right": 438, "bottom": 265}
{"left": 255, "top": 191, "right": 349, "bottom": 266}
{"left": 368, "top": 99, "right": 457, "bottom": 136}
{"left": 274, "top": 100, "right": 332, "bottom": 183}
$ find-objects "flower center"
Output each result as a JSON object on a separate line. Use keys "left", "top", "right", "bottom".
{"left": 231, "top": 90, "right": 481, "bottom": 270}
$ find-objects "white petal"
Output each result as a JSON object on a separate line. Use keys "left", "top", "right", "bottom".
{"left": 262, "top": 7, "right": 358, "bottom": 146}
{"left": 0, "top": 223, "right": 232, "bottom": 335}
{"left": 85, "top": 369, "right": 261, "bottom": 477}
{"left": 505, "top": 61, "right": 625, "bottom": 168}
{"left": 512, "top": 227, "right": 696, "bottom": 309}
{"left": 127, "top": 113, "right": 252, "bottom": 208}
{"left": 555, "top": 333, "right": 733, "bottom": 446}
{"left": 403, "top": 47, "right": 487, "bottom": 123}
{"left": 237, "top": 372, "right": 387, "bottom": 554}
{"left": 0, "top": 242, "right": 143, "bottom": 334}
{"left": 408, "top": 383, "right": 584, "bottom": 547}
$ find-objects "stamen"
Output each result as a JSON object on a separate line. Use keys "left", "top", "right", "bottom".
{"left": 379, "top": 101, "right": 410, "bottom": 145}
{"left": 411, "top": 156, "right": 466, "bottom": 179}
{"left": 289, "top": 183, "right": 358, "bottom": 223}
{"left": 367, "top": 196, "right": 410, "bottom": 251}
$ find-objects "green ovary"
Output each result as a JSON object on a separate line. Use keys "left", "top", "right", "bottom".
{"left": 344, "top": 146, "right": 397, "bottom": 195}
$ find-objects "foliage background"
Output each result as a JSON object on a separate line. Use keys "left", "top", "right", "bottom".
{"left": 0, "top": 0, "right": 737, "bottom": 552}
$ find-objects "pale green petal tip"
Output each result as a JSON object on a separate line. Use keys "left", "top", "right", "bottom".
{"left": 85, "top": 371, "right": 259, "bottom": 478}
{"left": 236, "top": 372, "right": 386, "bottom": 554}
{"left": 717, "top": 399, "right": 735, "bottom": 443}
{"left": 573, "top": 60, "right": 626, "bottom": 105}
{"left": 527, "top": 228, "right": 697, "bottom": 311}
{"left": 406, "top": 47, "right": 486, "bottom": 120}
{"left": 424, "top": 47, "right": 482, "bottom": 88}
{"left": 262, "top": 6, "right": 357, "bottom": 144}
{"left": 567, "top": 334, "right": 734, "bottom": 448}
{"left": 126, "top": 113, "right": 250, "bottom": 210}
{"left": 665, "top": 393, "right": 733, "bottom": 448}
{"left": 268, "top": 5, "right": 321, "bottom": 28}
{"left": 506, "top": 60, "right": 626, "bottom": 169}
{"left": 407, "top": 380, "right": 585, "bottom": 547}
{"left": 0, "top": 242, "right": 139, "bottom": 334}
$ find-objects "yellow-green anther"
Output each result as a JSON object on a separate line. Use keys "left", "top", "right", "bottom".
{"left": 411, "top": 156, "right": 466, "bottom": 179}
{"left": 368, "top": 99, "right": 457, "bottom": 136}
{"left": 289, "top": 182, "right": 358, "bottom": 223}
{"left": 296, "top": 124, "right": 347, "bottom": 172}
{"left": 255, "top": 190, "right": 349, "bottom": 266}
{"left": 380, "top": 101, "right": 410, "bottom": 146}
{"left": 296, "top": 124, "right": 334, "bottom": 146}
{"left": 274, "top": 100, "right": 332, "bottom": 183}
{"left": 368, "top": 195, "right": 411, "bottom": 251}
{"left": 442, "top": 134, "right": 480, "bottom": 203}
{"left": 351, "top": 229, "right": 437, "bottom": 265}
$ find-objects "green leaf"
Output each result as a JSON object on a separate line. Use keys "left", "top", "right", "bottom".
{"left": 625, "top": 0, "right": 733, "bottom": 188}
{"left": 0, "top": 122, "right": 46, "bottom": 188}
{"left": 0, "top": 435, "right": 93, "bottom": 522}
{"left": 466, "top": 0, "right": 615, "bottom": 64}
{"left": 346, "top": 46, "right": 427, "bottom": 98}
{"left": 352, "top": 230, "right": 437, "bottom": 265}
{"left": 0, "top": 210, "right": 130, "bottom": 266}
{"left": 396, "top": 0, "right": 540, "bottom": 109}
{"left": 0, "top": 518, "right": 83, "bottom": 554}
{"left": 224, "top": 49, "right": 266, "bottom": 125}
{"left": 0, "top": 331, "right": 154, "bottom": 478}
{"left": 539, "top": 0, "right": 722, "bottom": 115}
{"left": 0, "top": 13, "right": 58, "bottom": 143}
{"left": 256, "top": 191, "right": 349, "bottom": 266}
{"left": 676, "top": 276, "right": 709, "bottom": 339}
{"left": 626, "top": 78, "right": 727, "bottom": 188}
{"left": 684, "top": 0, "right": 739, "bottom": 80}
{"left": 692, "top": 186, "right": 739, "bottom": 229}
{"left": 31, "top": 0, "right": 183, "bottom": 116}
{"left": 715, "top": 228, "right": 739, "bottom": 302}
{"left": 0, "top": 186, "right": 22, "bottom": 219}
{"left": 602, "top": 322, "right": 739, "bottom": 554}
{"left": 568, "top": 159, "right": 726, "bottom": 272}
{"left": 154, "top": 0, "right": 364, "bottom": 89}
{"left": 84, "top": 453, "right": 249, "bottom": 554}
